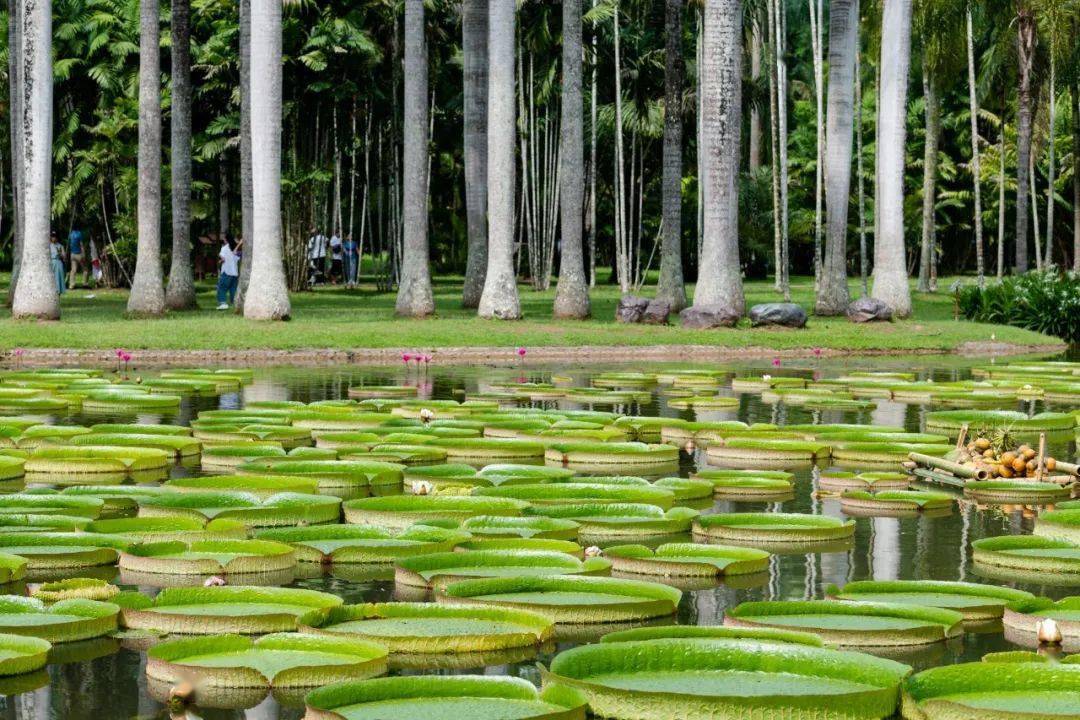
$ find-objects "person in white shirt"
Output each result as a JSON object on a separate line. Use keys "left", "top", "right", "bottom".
{"left": 306, "top": 228, "right": 328, "bottom": 286}
{"left": 216, "top": 235, "right": 242, "bottom": 310}
{"left": 329, "top": 234, "right": 343, "bottom": 284}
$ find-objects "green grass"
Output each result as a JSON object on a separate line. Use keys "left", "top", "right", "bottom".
{"left": 0, "top": 273, "right": 1059, "bottom": 352}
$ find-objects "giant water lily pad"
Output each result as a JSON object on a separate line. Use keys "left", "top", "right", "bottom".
{"left": 693, "top": 513, "right": 855, "bottom": 547}
{"left": 343, "top": 495, "right": 528, "bottom": 530}
{"left": 972, "top": 536, "right": 1080, "bottom": 585}
{"left": 1002, "top": 597, "right": 1080, "bottom": 648}
{"left": 902, "top": 659, "right": 1080, "bottom": 719}
{"left": 85, "top": 516, "right": 248, "bottom": 543}
{"left": 474, "top": 482, "right": 675, "bottom": 509}
{"left": 542, "top": 637, "right": 910, "bottom": 720}
{"left": 819, "top": 470, "right": 911, "bottom": 492}
{"left": 0, "top": 633, "right": 50, "bottom": 676}
{"left": 304, "top": 675, "right": 587, "bottom": 720}
{"left": 394, "top": 550, "right": 610, "bottom": 588}
{"left": 200, "top": 444, "right": 287, "bottom": 469}
{"left": 438, "top": 575, "right": 681, "bottom": 625}
{"left": 692, "top": 469, "right": 795, "bottom": 500}
{"left": 840, "top": 490, "right": 955, "bottom": 517}
{"left": 146, "top": 632, "right": 387, "bottom": 690}
{"left": 69, "top": 433, "right": 202, "bottom": 459}
{"left": 0, "top": 596, "right": 119, "bottom": 642}
{"left": 166, "top": 473, "right": 320, "bottom": 497}
{"left": 827, "top": 581, "right": 1034, "bottom": 622}
{"left": 726, "top": 600, "right": 964, "bottom": 647}
{"left": 705, "top": 439, "right": 830, "bottom": 468}
{"left": 119, "top": 539, "right": 297, "bottom": 576}
{"left": 0, "top": 494, "right": 104, "bottom": 518}
{"left": 964, "top": 480, "right": 1072, "bottom": 504}
{"left": 25, "top": 445, "right": 171, "bottom": 474}
{"left": 925, "top": 410, "right": 1076, "bottom": 436}
{"left": 301, "top": 602, "right": 554, "bottom": 654}
{"left": 254, "top": 525, "right": 468, "bottom": 564}
{"left": 459, "top": 515, "right": 580, "bottom": 540}
{"left": 544, "top": 442, "right": 679, "bottom": 470}
{"left": 0, "top": 532, "right": 127, "bottom": 569}
{"left": 138, "top": 491, "right": 341, "bottom": 528}
{"left": 602, "top": 543, "right": 770, "bottom": 579}
{"left": 0, "top": 553, "right": 27, "bottom": 584}
{"left": 236, "top": 459, "right": 404, "bottom": 495}
{"left": 527, "top": 504, "right": 697, "bottom": 540}
{"left": 1034, "top": 509, "right": 1080, "bottom": 544}
{"left": 117, "top": 586, "right": 343, "bottom": 634}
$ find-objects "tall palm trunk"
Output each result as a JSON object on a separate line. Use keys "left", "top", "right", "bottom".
{"left": 693, "top": 0, "right": 744, "bottom": 313}
{"left": 6, "top": 0, "right": 23, "bottom": 308}
{"left": 808, "top": 0, "right": 824, "bottom": 288}
{"left": 165, "top": 0, "right": 195, "bottom": 310}
{"left": 772, "top": 0, "right": 790, "bottom": 298}
{"left": 1073, "top": 84, "right": 1079, "bottom": 272}
{"left": 235, "top": 0, "right": 254, "bottom": 311}
{"left": 997, "top": 128, "right": 1005, "bottom": 278}
{"left": 965, "top": 5, "right": 984, "bottom": 287}
{"left": 917, "top": 69, "right": 940, "bottom": 293}
{"left": 856, "top": 42, "right": 869, "bottom": 296}
{"left": 655, "top": 0, "right": 686, "bottom": 311}
{"left": 243, "top": 0, "right": 290, "bottom": 319}
{"left": 748, "top": 14, "right": 762, "bottom": 172}
{"left": 11, "top": 0, "right": 58, "bottom": 319}
{"left": 395, "top": 0, "right": 435, "bottom": 316}
{"left": 478, "top": 0, "right": 521, "bottom": 319}
{"left": 1013, "top": 7, "right": 1035, "bottom": 274}
{"left": 1044, "top": 47, "right": 1055, "bottom": 268}
{"left": 553, "top": 0, "right": 589, "bottom": 318}
{"left": 461, "top": 0, "right": 488, "bottom": 308}
{"left": 815, "top": 0, "right": 858, "bottom": 315}
{"left": 127, "top": 0, "right": 166, "bottom": 316}
{"left": 871, "top": 0, "right": 913, "bottom": 317}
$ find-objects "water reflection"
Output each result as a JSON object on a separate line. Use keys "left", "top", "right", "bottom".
{"left": 0, "top": 358, "right": 1075, "bottom": 718}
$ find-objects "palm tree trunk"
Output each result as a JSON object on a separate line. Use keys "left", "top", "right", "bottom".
{"left": 1073, "top": 84, "right": 1079, "bottom": 272}
{"left": 395, "top": 0, "right": 435, "bottom": 316}
{"left": 816, "top": 0, "right": 857, "bottom": 315}
{"left": 553, "top": 0, "right": 589, "bottom": 318}
{"left": 917, "top": 68, "right": 940, "bottom": 293}
{"left": 165, "top": 0, "right": 195, "bottom": 310}
{"left": 966, "top": 5, "right": 984, "bottom": 288}
{"left": 6, "top": 0, "right": 23, "bottom": 308}
{"left": 773, "top": 0, "right": 790, "bottom": 299}
{"left": 235, "top": 0, "right": 254, "bottom": 311}
{"left": 243, "top": 0, "right": 290, "bottom": 319}
{"left": 808, "top": 0, "right": 824, "bottom": 288}
{"left": 1014, "top": 7, "right": 1035, "bottom": 274}
{"left": 748, "top": 13, "right": 762, "bottom": 172}
{"left": 588, "top": 0, "right": 597, "bottom": 287}
{"left": 11, "top": 0, "right": 58, "bottom": 319}
{"left": 693, "top": 0, "right": 744, "bottom": 313}
{"left": 461, "top": 0, "right": 488, "bottom": 308}
{"left": 656, "top": 0, "right": 687, "bottom": 312}
{"left": 127, "top": 0, "right": 166, "bottom": 316}
{"left": 478, "top": 0, "right": 521, "bottom": 319}
{"left": 612, "top": 1, "right": 628, "bottom": 292}
{"left": 766, "top": 0, "right": 781, "bottom": 292}
{"left": 1044, "top": 47, "right": 1055, "bottom": 268}
{"left": 871, "top": 0, "right": 913, "bottom": 317}
{"left": 997, "top": 128, "right": 1005, "bottom": 278}
{"left": 856, "top": 40, "right": 869, "bottom": 297}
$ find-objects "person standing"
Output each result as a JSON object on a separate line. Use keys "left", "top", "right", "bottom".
{"left": 49, "top": 232, "right": 67, "bottom": 295}
{"left": 343, "top": 234, "right": 359, "bottom": 288}
{"left": 329, "top": 233, "right": 343, "bottom": 284}
{"left": 306, "top": 227, "right": 328, "bottom": 287}
{"left": 216, "top": 235, "right": 242, "bottom": 309}
{"left": 68, "top": 228, "right": 87, "bottom": 288}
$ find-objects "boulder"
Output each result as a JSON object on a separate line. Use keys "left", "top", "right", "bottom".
{"left": 616, "top": 295, "right": 650, "bottom": 324}
{"left": 846, "top": 297, "right": 893, "bottom": 323}
{"left": 642, "top": 300, "right": 671, "bottom": 325}
{"left": 749, "top": 302, "right": 807, "bottom": 328}
{"left": 679, "top": 305, "right": 740, "bottom": 329}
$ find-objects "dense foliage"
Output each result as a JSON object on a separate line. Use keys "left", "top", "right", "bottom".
{"left": 956, "top": 270, "right": 1080, "bottom": 344}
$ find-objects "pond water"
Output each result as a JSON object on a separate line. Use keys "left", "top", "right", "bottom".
{"left": 0, "top": 355, "right": 1076, "bottom": 719}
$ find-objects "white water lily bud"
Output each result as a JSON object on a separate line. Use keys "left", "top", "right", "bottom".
{"left": 761, "top": 374, "right": 772, "bottom": 382}
{"left": 419, "top": 408, "right": 435, "bottom": 423}
{"left": 684, "top": 440, "right": 695, "bottom": 453}
{"left": 1036, "top": 618, "right": 1063, "bottom": 645}
{"left": 411, "top": 480, "right": 434, "bottom": 496}
{"left": 203, "top": 576, "right": 226, "bottom": 587}
{"left": 584, "top": 546, "right": 603, "bottom": 558}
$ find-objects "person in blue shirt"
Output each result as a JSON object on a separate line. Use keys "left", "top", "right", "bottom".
{"left": 50, "top": 232, "right": 66, "bottom": 295}
{"left": 343, "top": 234, "right": 359, "bottom": 288}
{"left": 68, "top": 228, "right": 87, "bottom": 288}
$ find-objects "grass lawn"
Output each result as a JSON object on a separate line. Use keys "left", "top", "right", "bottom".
{"left": 0, "top": 273, "right": 1058, "bottom": 353}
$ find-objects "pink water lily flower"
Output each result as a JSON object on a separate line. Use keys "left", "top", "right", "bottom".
{"left": 401, "top": 353, "right": 412, "bottom": 364}
{"left": 812, "top": 347, "right": 822, "bottom": 357}
{"left": 771, "top": 358, "right": 781, "bottom": 368}
{"left": 516, "top": 347, "right": 527, "bottom": 358}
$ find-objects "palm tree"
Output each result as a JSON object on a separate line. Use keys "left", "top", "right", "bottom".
{"left": 871, "top": 0, "right": 914, "bottom": 317}
{"left": 127, "top": 0, "right": 166, "bottom": 316}
{"left": 1013, "top": 3, "right": 1035, "bottom": 274}
{"left": 552, "top": 0, "right": 590, "bottom": 319}
{"left": 7, "top": 0, "right": 22, "bottom": 309}
{"left": 966, "top": 4, "right": 985, "bottom": 287}
{"left": 395, "top": 0, "right": 435, "bottom": 316}
{"left": 478, "top": 0, "right": 521, "bottom": 320}
{"left": 461, "top": 0, "right": 488, "bottom": 309}
{"left": 916, "top": 68, "right": 941, "bottom": 293}
{"left": 236, "top": 0, "right": 254, "bottom": 312}
{"left": 165, "top": 0, "right": 195, "bottom": 310}
{"left": 243, "top": 0, "right": 291, "bottom": 319}
{"left": 11, "top": 0, "right": 59, "bottom": 319}
{"left": 815, "top": 0, "right": 858, "bottom": 316}
{"left": 655, "top": 0, "right": 687, "bottom": 312}
{"left": 692, "top": 0, "right": 744, "bottom": 314}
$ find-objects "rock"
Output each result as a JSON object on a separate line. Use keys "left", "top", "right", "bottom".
{"left": 846, "top": 297, "right": 893, "bottom": 323}
{"left": 749, "top": 302, "right": 807, "bottom": 328}
{"left": 642, "top": 300, "right": 671, "bottom": 325}
{"left": 616, "top": 295, "right": 650, "bottom": 323}
{"left": 679, "top": 305, "right": 740, "bottom": 329}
